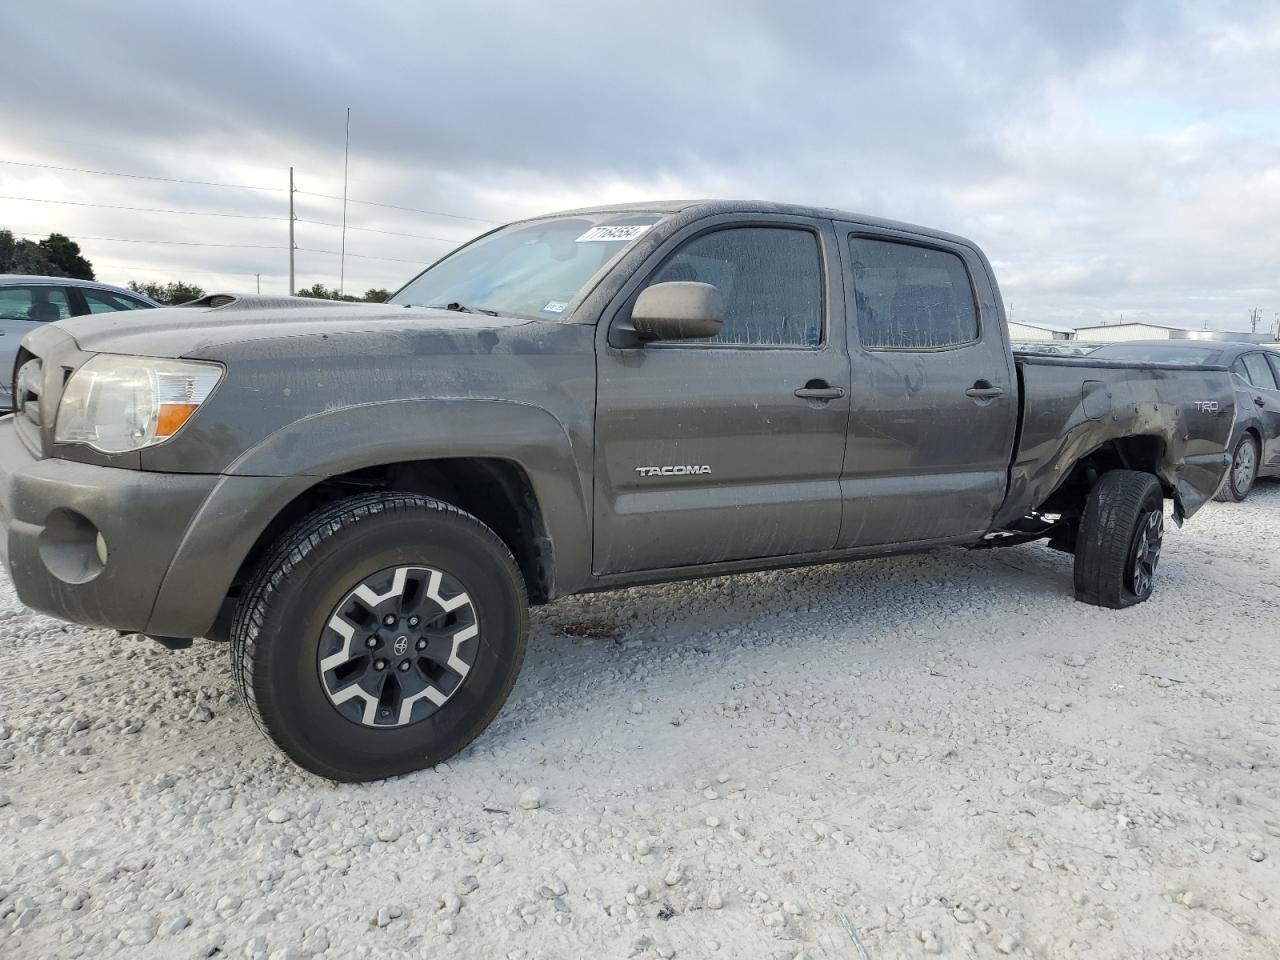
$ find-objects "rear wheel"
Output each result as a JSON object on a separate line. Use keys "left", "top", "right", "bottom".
{"left": 230, "top": 493, "right": 528, "bottom": 781}
{"left": 1213, "top": 434, "right": 1258, "bottom": 502}
{"left": 1073, "top": 470, "right": 1165, "bottom": 609}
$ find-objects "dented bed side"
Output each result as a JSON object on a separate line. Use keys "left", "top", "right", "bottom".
{"left": 995, "top": 353, "right": 1237, "bottom": 529}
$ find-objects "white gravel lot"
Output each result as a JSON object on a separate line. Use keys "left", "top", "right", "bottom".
{"left": 1, "top": 485, "right": 1278, "bottom": 960}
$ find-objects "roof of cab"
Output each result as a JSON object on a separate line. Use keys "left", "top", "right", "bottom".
{"left": 529, "top": 199, "right": 976, "bottom": 249}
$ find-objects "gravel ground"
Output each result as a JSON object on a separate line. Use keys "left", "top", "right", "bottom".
{"left": 2, "top": 486, "right": 1278, "bottom": 960}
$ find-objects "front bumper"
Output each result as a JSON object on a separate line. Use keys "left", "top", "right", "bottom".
{"left": 1, "top": 418, "right": 318, "bottom": 638}
{"left": 0, "top": 418, "right": 218, "bottom": 632}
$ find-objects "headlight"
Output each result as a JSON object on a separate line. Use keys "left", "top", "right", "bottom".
{"left": 55, "top": 355, "right": 223, "bottom": 453}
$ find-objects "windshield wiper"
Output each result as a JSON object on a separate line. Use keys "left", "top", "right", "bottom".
{"left": 437, "top": 301, "right": 499, "bottom": 317}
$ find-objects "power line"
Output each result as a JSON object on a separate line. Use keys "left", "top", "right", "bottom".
{"left": 294, "top": 190, "right": 499, "bottom": 224}
{"left": 297, "top": 247, "right": 426, "bottom": 265}
{"left": 15, "top": 231, "right": 286, "bottom": 250}
{"left": 92, "top": 258, "right": 280, "bottom": 280}
{"left": 0, "top": 158, "right": 285, "bottom": 193}
{"left": 14, "top": 229, "right": 426, "bottom": 265}
{"left": 1, "top": 156, "right": 502, "bottom": 224}
{"left": 295, "top": 218, "right": 459, "bottom": 243}
{"left": 1, "top": 194, "right": 287, "bottom": 222}
{"left": 340, "top": 106, "right": 350, "bottom": 295}
{"left": 3, "top": 194, "right": 477, "bottom": 241}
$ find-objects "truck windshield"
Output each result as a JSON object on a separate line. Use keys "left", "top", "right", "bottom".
{"left": 390, "top": 212, "right": 665, "bottom": 320}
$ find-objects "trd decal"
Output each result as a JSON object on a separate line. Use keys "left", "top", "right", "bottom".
{"left": 1193, "top": 401, "right": 1220, "bottom": 414}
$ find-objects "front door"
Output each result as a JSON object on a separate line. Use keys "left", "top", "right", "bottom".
{"left": 593, "top": 219, "right": 850, "bottom": 574}
{"left": 833, "top": 227, "right": 1019, "bottom": 547}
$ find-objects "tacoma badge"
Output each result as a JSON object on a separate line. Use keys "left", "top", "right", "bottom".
{"left": 635, "top": 465, "right": 712, "bottom": 477}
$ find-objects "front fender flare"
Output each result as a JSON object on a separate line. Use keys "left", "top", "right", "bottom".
{"left": 146, "top": 399, "right": 591, "bottom": 638}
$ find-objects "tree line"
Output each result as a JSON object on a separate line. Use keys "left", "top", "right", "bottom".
{"left": 1, "top": 228, "right": 95, "bottom": 279}
{"left": 3, "top": 228, "right": 392, "bottom": 305}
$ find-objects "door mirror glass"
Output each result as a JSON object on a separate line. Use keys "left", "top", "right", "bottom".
{"left": 631, "top": 281, "right": 724, "bottom": 341}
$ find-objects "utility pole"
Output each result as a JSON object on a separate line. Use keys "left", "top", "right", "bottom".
{"left": 339, "top": 107, "right": 350, "bottom": 297}
{"left": 1249, "top": 306, "right": 1260, "bottom": 334}
{"left": 288, "top": 166, "right": 296, "bottom": 296}
{"left": 255, "top": 273, "right": 261, "bottom": 294}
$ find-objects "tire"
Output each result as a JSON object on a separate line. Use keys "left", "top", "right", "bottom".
{"left": 1073, "top": 470, "right": 1165, "bottom": 609}
{"left": 1213, "top": 434, "right": 1259, "bottom": 502}
{"left": 230, "top": 493, "right": 528, "bottom": 782}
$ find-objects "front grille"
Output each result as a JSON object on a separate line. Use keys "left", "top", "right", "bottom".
{"left": 10, "top": 327, "right": 94, "bottom": 458}
{"left": 10, "top": 347, "right": 28, "bottom": 405}
{"left": 12, "top": 347, "right": 42, "bottom": 454}
{"left": 14, "top": 350, "right": 39, "bottom": 416}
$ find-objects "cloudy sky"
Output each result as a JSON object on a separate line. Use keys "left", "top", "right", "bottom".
{"left": 4, "top": 0, "right": 1278, "bottom": 332}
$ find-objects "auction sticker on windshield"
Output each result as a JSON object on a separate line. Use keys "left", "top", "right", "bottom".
{"left": 576, "top": 224, "right": 652, "bottom": 243}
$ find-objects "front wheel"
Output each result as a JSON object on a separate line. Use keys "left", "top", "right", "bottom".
{"left": 1213, "top": 434, "right": 1259, "bottom": 502}
{"left": 1073, "top": 470, "right": 1165, "bottom": 609}
{"left": 230, "top": 493, "right": 528, "bottom": 781}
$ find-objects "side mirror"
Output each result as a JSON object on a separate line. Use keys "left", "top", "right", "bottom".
{"left": 631, "top": 282, "right": 724, "bottom": 341}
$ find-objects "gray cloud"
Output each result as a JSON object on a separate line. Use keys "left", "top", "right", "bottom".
{"left": 2, "top": 0, "right": 1277, "bottom": 332}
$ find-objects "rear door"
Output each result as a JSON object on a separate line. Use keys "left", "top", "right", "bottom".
{"left": 832, "top": 227, "right": 1018, "bottom": 546}
{"left": 592, "top": 216, "right": 850, "bottom": 574}
{"left": 1240, "top": 352, "right": 1280, "bottom": 468}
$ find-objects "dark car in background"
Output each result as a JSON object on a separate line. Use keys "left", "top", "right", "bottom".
{"left": 1, "top": 275, "right": 160, "bottom": 412}
{"left": 1090, "top": 340, "right": 1280, "bottom": 501}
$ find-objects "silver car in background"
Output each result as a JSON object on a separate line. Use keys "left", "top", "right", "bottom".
{"left": 1, "top": 275, "right": 160, "bottom": 412}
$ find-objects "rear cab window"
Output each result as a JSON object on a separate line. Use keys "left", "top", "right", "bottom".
{"left": 846, "top": 238, "right": 978, "bottom": 349}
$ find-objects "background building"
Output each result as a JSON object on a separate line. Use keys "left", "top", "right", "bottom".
{"left": 1072, "top": 321, "right": 1277, "bottom": 344}
{"left": 1007, "top": 320, "right": 1076, "bottom": 342}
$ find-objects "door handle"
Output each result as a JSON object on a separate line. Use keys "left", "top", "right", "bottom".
{"left": 1255, "top": 397, "right": 1266, "bottom": 408}
{"left": 794, "top": 380, "right": 845, "bottom": 401}
{"left": 965, "top": 382, "right": 1005, "bottom": 400}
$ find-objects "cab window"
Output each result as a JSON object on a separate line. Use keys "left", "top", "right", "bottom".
{"left": 642, "top": 227, "right": 823, "bottom": 346}
{"left": 847, "top": 238, "right": 979, "bottom": 349}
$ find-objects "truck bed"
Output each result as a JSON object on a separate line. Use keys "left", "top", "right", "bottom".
{"left": 994, "top": 352, "right": 1236, "bottom": 528}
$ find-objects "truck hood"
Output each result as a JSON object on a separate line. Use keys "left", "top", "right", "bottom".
{"left": 52, "top": 293, "right": 539, "bottom": 359}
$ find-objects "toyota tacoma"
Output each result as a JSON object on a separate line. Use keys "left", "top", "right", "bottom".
{"left": 0, "top": 201, "right": 1236, "bottom": 780}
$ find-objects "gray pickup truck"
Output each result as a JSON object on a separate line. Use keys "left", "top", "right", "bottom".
{"left": 0, "top": 201, "right": 1235, "bottom": 781}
